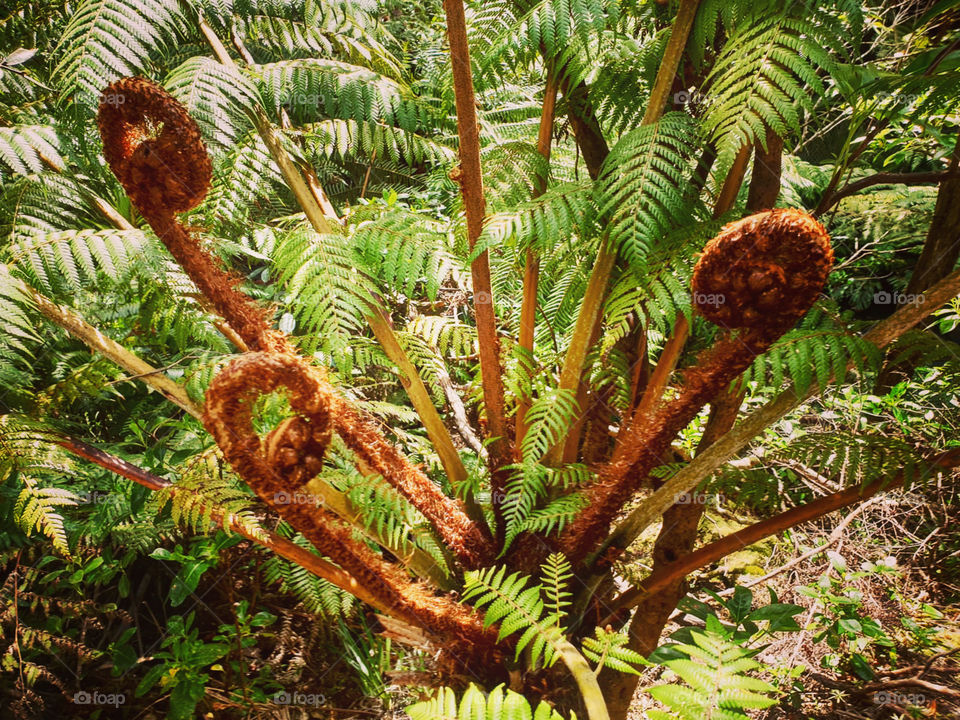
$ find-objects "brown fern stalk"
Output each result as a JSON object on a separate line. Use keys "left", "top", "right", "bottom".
{"left": 96, "top": 78, "right": 495, "bottom": 570}
{"left": 559, "top": 209, "right": 834, "bottom": 560}
{"left": 443, "top": 0, "right": 515, "bottom": 538}
{"left": 202, "top": 353, "right": 501, "bottom": 669}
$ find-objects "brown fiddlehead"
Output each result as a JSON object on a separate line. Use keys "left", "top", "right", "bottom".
{"left": 96, "top": 78, "right": 495, "bottom": 571}
{"left": 560, "top": 209, "right": 834, "bottom": 560}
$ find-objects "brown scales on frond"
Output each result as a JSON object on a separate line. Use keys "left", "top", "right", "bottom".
{"left": 559, "top": 209, "right": 834, "bottom": 561}
{"left": 97, "top": 79, "right": 499, "bottom": 669}
{"left": 97, "top": 77, "right": 285, "bottom": 354}
{"left": 203, "top": 353, "right": 502, "bottom": 671}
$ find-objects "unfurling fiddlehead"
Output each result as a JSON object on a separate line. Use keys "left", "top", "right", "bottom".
{"left": 97, "top": 79, "right": 501, "bottom": 664}
{"left": 560, "top": 209, "right": 834, "bottom": 560}
{"left": 97, "top": 77, "right": 287, "bottom": 354}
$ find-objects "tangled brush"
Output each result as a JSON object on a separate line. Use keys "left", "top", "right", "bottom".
{"left": 560, "top": 209, "right": 834, "bottom": 560}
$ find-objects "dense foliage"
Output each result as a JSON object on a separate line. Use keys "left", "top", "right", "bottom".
{"left": 1, "top": 0, "right": 959, "bottom": 718}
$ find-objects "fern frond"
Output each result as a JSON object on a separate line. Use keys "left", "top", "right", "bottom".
{"left": 699, "top": 11, "right": 841, "bottom": 176}
{"left": 647, "top": 630, "right": 777, "bottom": 719}
{"left": 595, "top": 113, "right": 699, "bottom": 267}
{"left": 462, "top": 562, "right": 566, "bottom": 668}
{"left": 7, "top": 228, "right": 153, "bottom": 295}
{"left": 581, "top": 627, "right": 648, "bottom": 675}
{"left": 741, "top": 307, "right": 882, "bottom": 393}
{"left": 15, "top": 478, "right": 77, "bottom": 556}
{"left": 52, "top": 0, "right": 184, "bottom": 103}
{"left": 164, "top": 57, "right": 261, "bottom": 152}
{"left": 0, "top": 125, "right": 63, "bottom": 176}
{"left": 148, "top": 449, "right": 264, "bottom": 540}
{"left": 407, "top": 684, "right": 572, "bottom": 720}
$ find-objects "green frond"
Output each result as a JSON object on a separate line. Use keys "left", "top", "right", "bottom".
{"left": 1, "top": 173, "right": 99, "bottom": 244}
{"left": 462, "top": 557, "right": 572, "bottom": 668}
{"left": 477, "top": 181, "right": 595, "bottom": 258}
{"left": 207, "top": 130, "right": 283, "bottom": 227}
{"left": 52, "top": 0, "right": 184, "bottom": 103}
{"left": 236, "top": 5, "right": 403, "bottom": 80}
{"left": 0, "top": 125, "right": 63, "bottom": 177}
{"left": 6, "top": 228, "right": 153, "bottom": 295}
{"left": 740, "top": 307, "right": 882, "bottom": 393}
{"left": 148, "top": 450, "right": 264, "bottom": 540}
{"left": 164, "top": 57, "right": 261, "bottom": 151}
{"left": 253, "top": 58, "right": 431, "bottom": 131}
{"left": 272, "top": 225, "right": 371, "bottom": 369}
{"left": 262, "top": 531, "right": 355, "bottom": 617}
{"left": 303, "top": 118, "right": 455, "bottom": 169}
{"left": 581, "top": 627, "right": 648, "bottom": 675}
{"left": 0, "top": 265, "right": 42, "bottom": 368}
{"left": 647, "top": 630, "right": 778, "bottom": 719}
{"left": 407, "top": 315, "right": 477, "bottom": 360}
{"left": 699, "top": 12, "right": 840, "bottom": 177}
{"left": 15, "top": 477, "right": 77, "bottom": 556}
{"left": 782, "top": 433, "right": 931, "bottom": 491}
{"left": 407, "top": 683, "right": 572, "bottom": 720}
{"left": 348, "top": 204, "right": 458, "bottom": 301}
{"left": 595, "top": 113, "right": 700, "bottom": 267}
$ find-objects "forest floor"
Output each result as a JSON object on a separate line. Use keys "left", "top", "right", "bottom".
{"left": 623, "top": 486, "right": 960, "bottom": 719}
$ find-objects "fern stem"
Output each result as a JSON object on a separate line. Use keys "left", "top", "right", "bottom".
{"left": 557, "top": 639, "right": 612, "bottom": 720}
{"left": 198, "top": 12, "right": 479, "bottom": 516}
{"left": 366, "top": 307, "right": 472, "bottom": 494}
{"left": 195, "top": 14, "right": 338, "bottom": 231}
{"left": 545, "top": 0, "right": 702, "bottom": 465}
{"left": 602, "top": 266, "right": 960, "bottom": 554}
{"left": 443, "top": 0, "right": 514, "bottom": 532}
{"left": 53, "top": 436, "right": 401, "bottom": 615}
{"left": 602, "top": 447, "right": 960, "bottom": 624}
{"left": 516, "top": 66, "right": 560, "bottom": 445}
